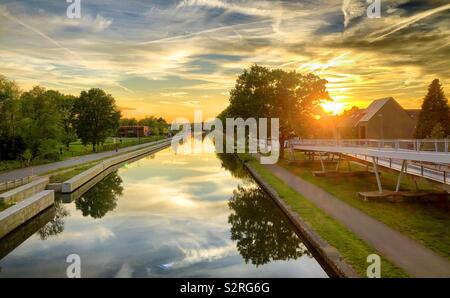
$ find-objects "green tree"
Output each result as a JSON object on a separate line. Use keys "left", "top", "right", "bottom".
{"left": 47, "top": 90, "right": 77, "bottom": 149}
{"left": 19, "top": 86, "right": 63, "bottom": 160}
{"left": 429, "top": 123, "right": 445, "bottom": 139}
{"left": 414, "top": 79, "right": 450, "bottom": 138}
{"left": 73, "top": 88, "right": 121, "bottom": 152}
{"left": 120, "top": 118, "right": 138, "bottom": 126}
{"left": 0, "top": 75, "right": 21, "bottom": 138}
{"left": 223, "top": 65, "right": 331, "bottom": 158}
{"left": 0, "top": 75, "right": 24, "bottom": 159}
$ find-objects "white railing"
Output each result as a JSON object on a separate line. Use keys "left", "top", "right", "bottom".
{"left": 289, "top": 139, "right": 450, "bottom": 154}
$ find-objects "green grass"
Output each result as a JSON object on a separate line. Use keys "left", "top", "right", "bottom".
{"left": 49, "top": 162, "right": 100, "bottom": 183}
{"left": 279, "top": 154, "right": 450, "bottom": 260}
{"left": 61, "top": 136, "right": 165, "bottom": 158}
{"left": 0, "top": 135, "right": 166, "bottom": 173}
{"left": 0, "top": 201, "right": 14, "bottom": 212}
{"left": 249, "top": 159, "right": 408, "bottom": 277}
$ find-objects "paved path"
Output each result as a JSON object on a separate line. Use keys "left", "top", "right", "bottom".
{"left": 265, "top": 163, "right": 450, "bottom": 277}
{"left": 0, "top": 139, "right": 171, "bottom": 183}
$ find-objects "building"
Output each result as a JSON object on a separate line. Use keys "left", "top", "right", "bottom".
{"left": 336, "top": 97, "right": 418, "bottom": 139}
{"left": 117, "top": 126, "right": 151, "bottom": 138}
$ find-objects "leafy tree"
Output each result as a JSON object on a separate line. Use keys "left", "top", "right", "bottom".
{"left": 120, "top": 118, "right": 138, "bottom": 126}
{"left": 19, "top": 86, "right": 63, "bottom": 159}
{"left": 415, "top": 79, "right": 450, "bottom": 138}
{"left": 73, "top": 88, "right": 121, "bottom": 152}
{"left": 139, "top": 115, "right": 169, "bottom": 135}
{"left": 223, "top": 65, "right": 331, "bottom": 158}
{"left": 0, "top": 75, "right": 23, "bottom": 159}
{"left": 47, "top": 90, "right": 77, "bottom": 149}
{"left": 429, "top": 123, "right": 445, "bottom": 139}
{"left": 228, "top": 185, "right": 309, "bottom": 266}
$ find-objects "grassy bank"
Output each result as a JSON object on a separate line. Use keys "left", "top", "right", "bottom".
{"left": 279, "top": 154, "right": 450, "bottom": 260}
{"left": 248, "top": 159, "right": 408, "bottom": 277}
{"left": 0, "top": 135, "right": 166, "bottom": 173}
{"left": 49, "top": 162, "right": 100, "bottom": 183}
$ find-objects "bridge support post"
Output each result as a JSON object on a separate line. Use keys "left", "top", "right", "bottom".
{"left": 372, "top": 157, "right": 383, "bottom": 193}
{"left": 395, "top": 160, "right": 407, "bottom": 192}
{"left": 335, "top": 154, "right": 341, "bottom": 172}
{"left": 320, "top": 153, "right": 326, "bottom": 172}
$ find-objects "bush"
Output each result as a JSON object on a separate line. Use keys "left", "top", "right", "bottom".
{"left": 38, "top": 139, "right": 61, "bottom": 161}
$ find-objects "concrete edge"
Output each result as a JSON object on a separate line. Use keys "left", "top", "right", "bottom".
{"left": 61, "top": 138, "right": 173, "bottom": 193}
{"left": 0, "top": 177, "right": 50, "bottom": 204}
{"left": 0, "top": 190, "right": 55, "bottom": 239}
{"left": 244, "top": 162, "right": 359, "bottom": 278}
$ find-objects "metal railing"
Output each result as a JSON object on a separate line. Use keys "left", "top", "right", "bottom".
{"left": 289, "top": 139, "right": 450, "bottom": 154}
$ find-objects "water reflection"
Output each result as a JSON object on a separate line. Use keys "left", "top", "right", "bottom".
{"left": 75, "top": 171, "right": 123, "bottom": 219}
{"left": 229, "top": 185, "right": 310, "bottom": 266}
{"left": 37, "top": 201, "right": 69, "bottom": 240}
{"left": 0, "top": 139, "right": 327, "bottom": 277}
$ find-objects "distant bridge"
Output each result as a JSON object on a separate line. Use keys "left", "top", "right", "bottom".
{"left": 288, "top": 139, "right": 450, "bottom": 191}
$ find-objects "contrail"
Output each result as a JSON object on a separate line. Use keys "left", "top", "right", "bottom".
{"left": 370, "top": 3, "right": 450, "bottom": 42}
{"left": 0, "top": 8, "right": 83, "bottom": 61}
{"left": 135, "top": 19, "right": 272, "bottom": 45}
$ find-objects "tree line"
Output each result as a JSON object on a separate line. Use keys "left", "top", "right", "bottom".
{"left": 0, "top": 75, "right": 166, "bottom": 163}
{"left": 120, "top": 116, "right": 169, "bottom": 136}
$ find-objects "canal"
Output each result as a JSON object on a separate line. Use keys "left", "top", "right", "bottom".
{"left": 0, "top": 139, "right": 328, "bottom": 277}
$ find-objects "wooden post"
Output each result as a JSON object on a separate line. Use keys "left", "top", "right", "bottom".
{"left": 372, "top": 156, "right": 383, "bottom": 193}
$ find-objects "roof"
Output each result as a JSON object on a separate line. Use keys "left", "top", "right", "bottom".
{"left": 405, "top": 109, "right": 421, "bottom": 119}
{"left": 337, "top": 109, "right": 366, "bottom": 128}
{"left": 358, "top": 97, "right": 394, "bottom": 122}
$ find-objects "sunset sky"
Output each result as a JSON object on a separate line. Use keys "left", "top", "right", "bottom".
{"left": 0, "top": 0, "right": 449, "bottom": 120}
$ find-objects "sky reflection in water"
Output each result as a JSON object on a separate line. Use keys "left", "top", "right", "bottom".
{"left": 0, "top": 139, "right": 327, "bottom": 277}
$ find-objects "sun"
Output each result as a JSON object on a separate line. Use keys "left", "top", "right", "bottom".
{"left": 320, "top": 101, "right": 346, "bottom": 115}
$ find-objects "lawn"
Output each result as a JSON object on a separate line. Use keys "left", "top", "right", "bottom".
{"left": 49, "top": 162, "right": 100, "bottom": 183}
{"left": 0, "top": 201, "right": 13, "bottom": 212}
{"left": 249, "top": 159, "right": 408, "bottom": 277}
{"left": 0, "top": 135, "right": 166, "bottom": 173}
{"left": 279, "top": 153, "right": 450, "bottom": 260}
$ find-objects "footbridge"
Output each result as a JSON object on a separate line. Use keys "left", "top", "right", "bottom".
{"left": 287, "top": 139, "right": 450, "bottom": 192}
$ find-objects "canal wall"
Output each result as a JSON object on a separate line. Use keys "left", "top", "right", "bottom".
{"left": 0, "top": 190, "right": 54, "bottom": 239}
{"left": 61, "top": 138, "right": 172, "bottom": 193}
{"left": 0, "top": 177, "right": 49, "bottom": 204}
{"left": 244, "top": 162, "right": 359, "bottom": 278}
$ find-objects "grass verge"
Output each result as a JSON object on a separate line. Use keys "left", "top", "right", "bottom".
{"left": 249, "top": 159, "right": 408, "bottom": 277}
{"left": 280, "top": 154, "right": 450, "bottom": 260}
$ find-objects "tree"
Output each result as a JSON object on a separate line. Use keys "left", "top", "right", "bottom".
{"left": 0, "top": 75, "right": 24, "bottom": 159}
{"left": 73, "top": 88, "right": 121, "bottom": 152}
{"left": 19, "top": 86, "right": 63, "bottom": 160}
{"left": 223, "top": 65, "right": 331, "bottom": 158}
{"left": 47, "top": 90, "right": 77, "bottom": 149}
{"left": 414, "top": 79, "right": 450, "bottom": 138}
{"left": 120, "top": 118, "right": 138, "bottom": 126}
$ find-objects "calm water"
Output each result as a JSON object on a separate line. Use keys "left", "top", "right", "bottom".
{"left": 0, "top": 139, "right": 327, "bottom": 277}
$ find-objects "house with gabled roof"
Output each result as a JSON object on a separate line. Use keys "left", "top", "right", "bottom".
{"left": 336, "top": 97, "right": 418, "bottom": 139}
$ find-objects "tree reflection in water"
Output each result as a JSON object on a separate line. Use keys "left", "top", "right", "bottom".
{"left": 75, "top": 171, "right": 123, "bottom": 219}
{"left": 216, "top": 153, "right": 251, "bottom": 181}
{"left": 228, "top": 185, "right": 310, "bottom": 266}
{"left": 37, "top": 201, "right": 69, "bottom": 240}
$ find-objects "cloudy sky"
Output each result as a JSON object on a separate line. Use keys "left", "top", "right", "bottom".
{"left": 0, "top": 0, "right": 449, "bottom": 120}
